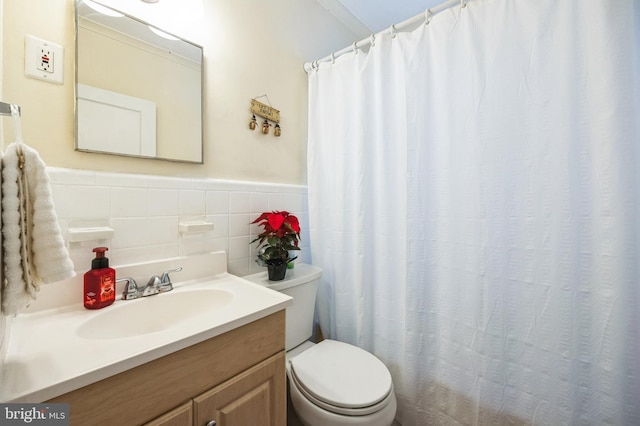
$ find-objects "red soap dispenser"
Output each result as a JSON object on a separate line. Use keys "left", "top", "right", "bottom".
{"left": 84, "top": 247, "right": 116, "bottom": 309}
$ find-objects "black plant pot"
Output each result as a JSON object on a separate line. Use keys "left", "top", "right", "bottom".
{"left": 267, "top": 263, "right": 287, "bottom": 281}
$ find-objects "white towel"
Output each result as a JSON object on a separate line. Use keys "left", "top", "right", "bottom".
{"left": 1, "top": 142, "right": 75, "bottom": 315}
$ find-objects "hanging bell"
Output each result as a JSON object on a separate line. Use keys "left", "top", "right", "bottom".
{"left": 274, "top": 123, "right": 281, "bottom": 137}
{"left": 249, "top": 114, "right": 257, "bottom": 130}
{"left": 262, "top": 119, "right": 271, "bottom": 134}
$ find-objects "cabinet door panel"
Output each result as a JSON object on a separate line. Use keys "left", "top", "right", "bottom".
{"left": 194, "top": 352, "right": 285, "bottom": 426}
{"left": 145, "top": 401, "right": 192, "bottom": 426}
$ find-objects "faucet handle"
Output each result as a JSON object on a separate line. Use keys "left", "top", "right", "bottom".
{"left": 147, "top": 275, "right": 162, "bottom": 287}
{"left": 156, "top": 267, "right": 182, "bottom": 293}
{"left": 118, "top": 277, "right": 140, "bottom": 300}
{"left": 160, "top": 267, "right": 183, "bottom": 285}
{"left": 142, "top": 275, "right": 162, "bottom": 296}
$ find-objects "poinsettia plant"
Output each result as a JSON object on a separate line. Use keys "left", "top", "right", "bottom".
{"left": 251, "top": 211, "right": 300, "bottom": 266}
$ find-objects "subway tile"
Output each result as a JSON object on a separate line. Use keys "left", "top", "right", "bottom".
{"left": 206, "top": 191, "right": 229, "bottom": 214}
{"left": 48, "top": 168, "right": 95, "bottom": 185}
{"left": 228, "top": 258, "right": 250, "bottom": 277}
{"left": 206, "top": 214, "right": 228, "bottom": 239}
{"left": 250, "top": 192, "right": 269, "bottom": 215}
{"left": 268, "top": 193, "right": 286, "bottom": 210}
{"left": 63, "top": 186, "right": 111, "bottom": 219}
{"left": 298, "top": 214, "right": 309, "bottom": 233}
{"left": 180, "top": 190, "right": 206, "bottom": 216}
{"left": 206, "top": 238, "right": 229, "bottom": 254}
{"left": 220, "top": 180, "right": 256, "bottom": 192}
{"left": 68, "top": 249, "right": 95, "bottom": 274}
{"left": 228, "top": 236, "right": 250, "bottom": 260}
{"left": 110, "top": 247, "right": 151, "bottom": 267}
{"left": 149, "top": 188, "right": 179, "bottom": 216}
{"left": 46, "top": 168, "right": 308, "bottom": 275}
{"left": 229, "top": 214, "right": 250, "bottom": 237}
{"left": 147, "top": 217, "right": 180, "bottom": 246}
{"left": 148, "top": 175, "right": 198, "bottom": 190}
{"left": 202, "top": 180, "right": 235, "bottom": 191}
{"left": 110, "top": 217, "right": 152, "bottom": 249}
{"left": 112, "top": 244, "right": 180, "bottom": 266}
{"left": 229, "top": 192, "right": 251, "bottom": 213}
{"left": 95, "top": 172, "right": 149, "bottom": 188}
{"left": 109, "top": 216, "right": 178, "bottom": 249}
{"left": 179, "top": 215, "right": 207, "bottom": 224}
{"left": 282, "top": 192, "right": 304, "bottom": 213}
{"left": 248, "top": 261, "right": 266, "bottom": 276}
{"left": 180, "top": 234, "right": 206, "bottom": 257}
{"left": 50, "top": 184, "right": 69, "bottom": 219}
{"left": 249, "top": 240, "right": 262, "bottom": 258}
{"left": 111, "top": 187, "right": 148, "bottom": 218}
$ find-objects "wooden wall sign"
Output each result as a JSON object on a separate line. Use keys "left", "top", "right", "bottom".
{"left": 251, "top": 99, "right": 280, "bottom": 123}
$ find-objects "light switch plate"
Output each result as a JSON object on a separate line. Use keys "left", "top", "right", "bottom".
{"left": 25, "top": 35, "right": 64, "bottom": 84}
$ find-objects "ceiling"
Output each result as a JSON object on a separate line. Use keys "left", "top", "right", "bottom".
{"left": 323, "top": 0, "right": 446, "bottom": 38}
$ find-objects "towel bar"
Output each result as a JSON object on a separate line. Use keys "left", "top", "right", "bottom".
{"left": 0, "top": 101, "right": 21, "bottom": 117}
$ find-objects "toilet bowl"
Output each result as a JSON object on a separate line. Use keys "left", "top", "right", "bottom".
{"left": 244, "top": 264, "right": 397, "bottom": 426}
{"left": 287, "top": 339, "right": 397, "bottom": 426}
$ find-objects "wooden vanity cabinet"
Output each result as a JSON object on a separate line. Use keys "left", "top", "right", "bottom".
{"left": 145, "top": 353, "right": 285, "bottom": 426}
{"left": 47, "top": 311, "right": 286, "bottom": 426}
{"left": 145, "top": 401, "right": 192, "bottom": 426}
{"left": 192, "top": 352, "right": 285, "bottom": 426}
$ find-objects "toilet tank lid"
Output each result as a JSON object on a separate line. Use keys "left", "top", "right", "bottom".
{"left": 243, "top": 264, "right": 322, "bottom": 291}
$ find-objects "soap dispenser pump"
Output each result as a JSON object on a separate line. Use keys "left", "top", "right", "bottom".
{"left": 84, "top": 247, "right": 116, "bottom": 309}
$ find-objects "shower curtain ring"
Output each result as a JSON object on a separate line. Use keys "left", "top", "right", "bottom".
{"left": 425, "top": 9, "right": 432, "bottom": 25}
{"left": 390, "top": 25, "right": 397, "bottom": 38}
{"left": 331, "top": 52, "right": 335, "bottom": 64}
{"left": 461, "top": 0, "right": 466, "bottom": 8}
{"left": 370, "top": 33, "right": 375, "bottom": 47}
{"left": 352, "top": 41, "right": 359, "bottom": 54}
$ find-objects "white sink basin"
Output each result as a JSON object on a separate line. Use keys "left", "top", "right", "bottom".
{"left": 2, "top": 251, "right": 294, "bottom": 403}
{"left": 76, "top": 288, "right": 234, "bottom": 339}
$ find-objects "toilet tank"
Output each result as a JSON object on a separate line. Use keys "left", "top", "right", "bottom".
{"left": 244, "top": 264, "right": 322, "bottom": 351}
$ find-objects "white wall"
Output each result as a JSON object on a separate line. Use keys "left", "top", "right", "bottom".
{"left": 49, "top": 167, "right": 310, "bottom": 278}
{"left": 9, "top": 166, "right": 309, "bottom": 314}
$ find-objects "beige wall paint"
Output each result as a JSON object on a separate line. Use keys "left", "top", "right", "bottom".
{"left": 1, "top": 0, "right": 357, "bottom": 184}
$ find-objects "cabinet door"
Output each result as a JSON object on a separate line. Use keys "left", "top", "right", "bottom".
{"left": 194, "top": 352, "right": 286, "bottom": 426}
{"left": 145, "top": 401, "right": 192, "bottom": 426}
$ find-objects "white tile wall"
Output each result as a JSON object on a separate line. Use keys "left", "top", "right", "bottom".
{"left": 49, "top": 168, "right": 310, "bottom": 277}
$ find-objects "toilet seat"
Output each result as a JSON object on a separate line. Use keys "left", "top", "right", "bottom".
{"left": 289, "top": 340, "right": 394, "bottom": 416}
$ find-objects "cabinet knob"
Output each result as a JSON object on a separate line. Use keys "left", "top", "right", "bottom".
{"left": 205, "top": 421, "right": 217, "bottom": 426}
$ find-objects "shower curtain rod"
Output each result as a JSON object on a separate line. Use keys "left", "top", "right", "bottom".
{"left": 304, "top": 0, "right": 462, "bottom": 73}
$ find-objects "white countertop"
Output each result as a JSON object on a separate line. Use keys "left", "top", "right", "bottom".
{"left": 0, "top": 268, "right": 292, "bottom": 403}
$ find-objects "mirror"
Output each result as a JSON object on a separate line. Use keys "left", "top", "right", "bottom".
{"left": 75, "top": 0, "right": 203, "bottom": 163}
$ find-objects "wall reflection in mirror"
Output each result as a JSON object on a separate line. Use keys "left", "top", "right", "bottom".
{"left": 75, "top": 0, "right": 203, "bottom": 163}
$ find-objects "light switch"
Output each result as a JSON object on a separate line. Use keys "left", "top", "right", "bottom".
{"left": 25, "top": 35, "right": 64, "bottom": 84}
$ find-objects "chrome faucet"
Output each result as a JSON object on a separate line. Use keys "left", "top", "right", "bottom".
{"left": 118, "top": 277, "right": 142, "bottom": 300}
{"left": 159, "top": 266, "right": 182, "bottom": 292}
{"left": 142, "top": 275, "right": 162, "bottom": 297}
{"left": 118, "top": 267, "right": 182, "bottom": 300}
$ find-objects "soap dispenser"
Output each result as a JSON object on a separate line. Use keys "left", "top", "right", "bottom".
{"left": 84, "top": 247, "right": 116, "bottom": 309}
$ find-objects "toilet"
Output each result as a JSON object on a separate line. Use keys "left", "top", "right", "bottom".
{"left": 245, "top": 264, "right": 397, "bottom": 426}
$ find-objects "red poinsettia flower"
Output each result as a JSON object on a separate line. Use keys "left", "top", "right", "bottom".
{"left": 251, "top": 211, "right": 301, "bottom": 265}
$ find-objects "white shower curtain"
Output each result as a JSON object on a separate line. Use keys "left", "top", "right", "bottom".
{"left": 307, "top": 0, "right": 640, "bottom": 424}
